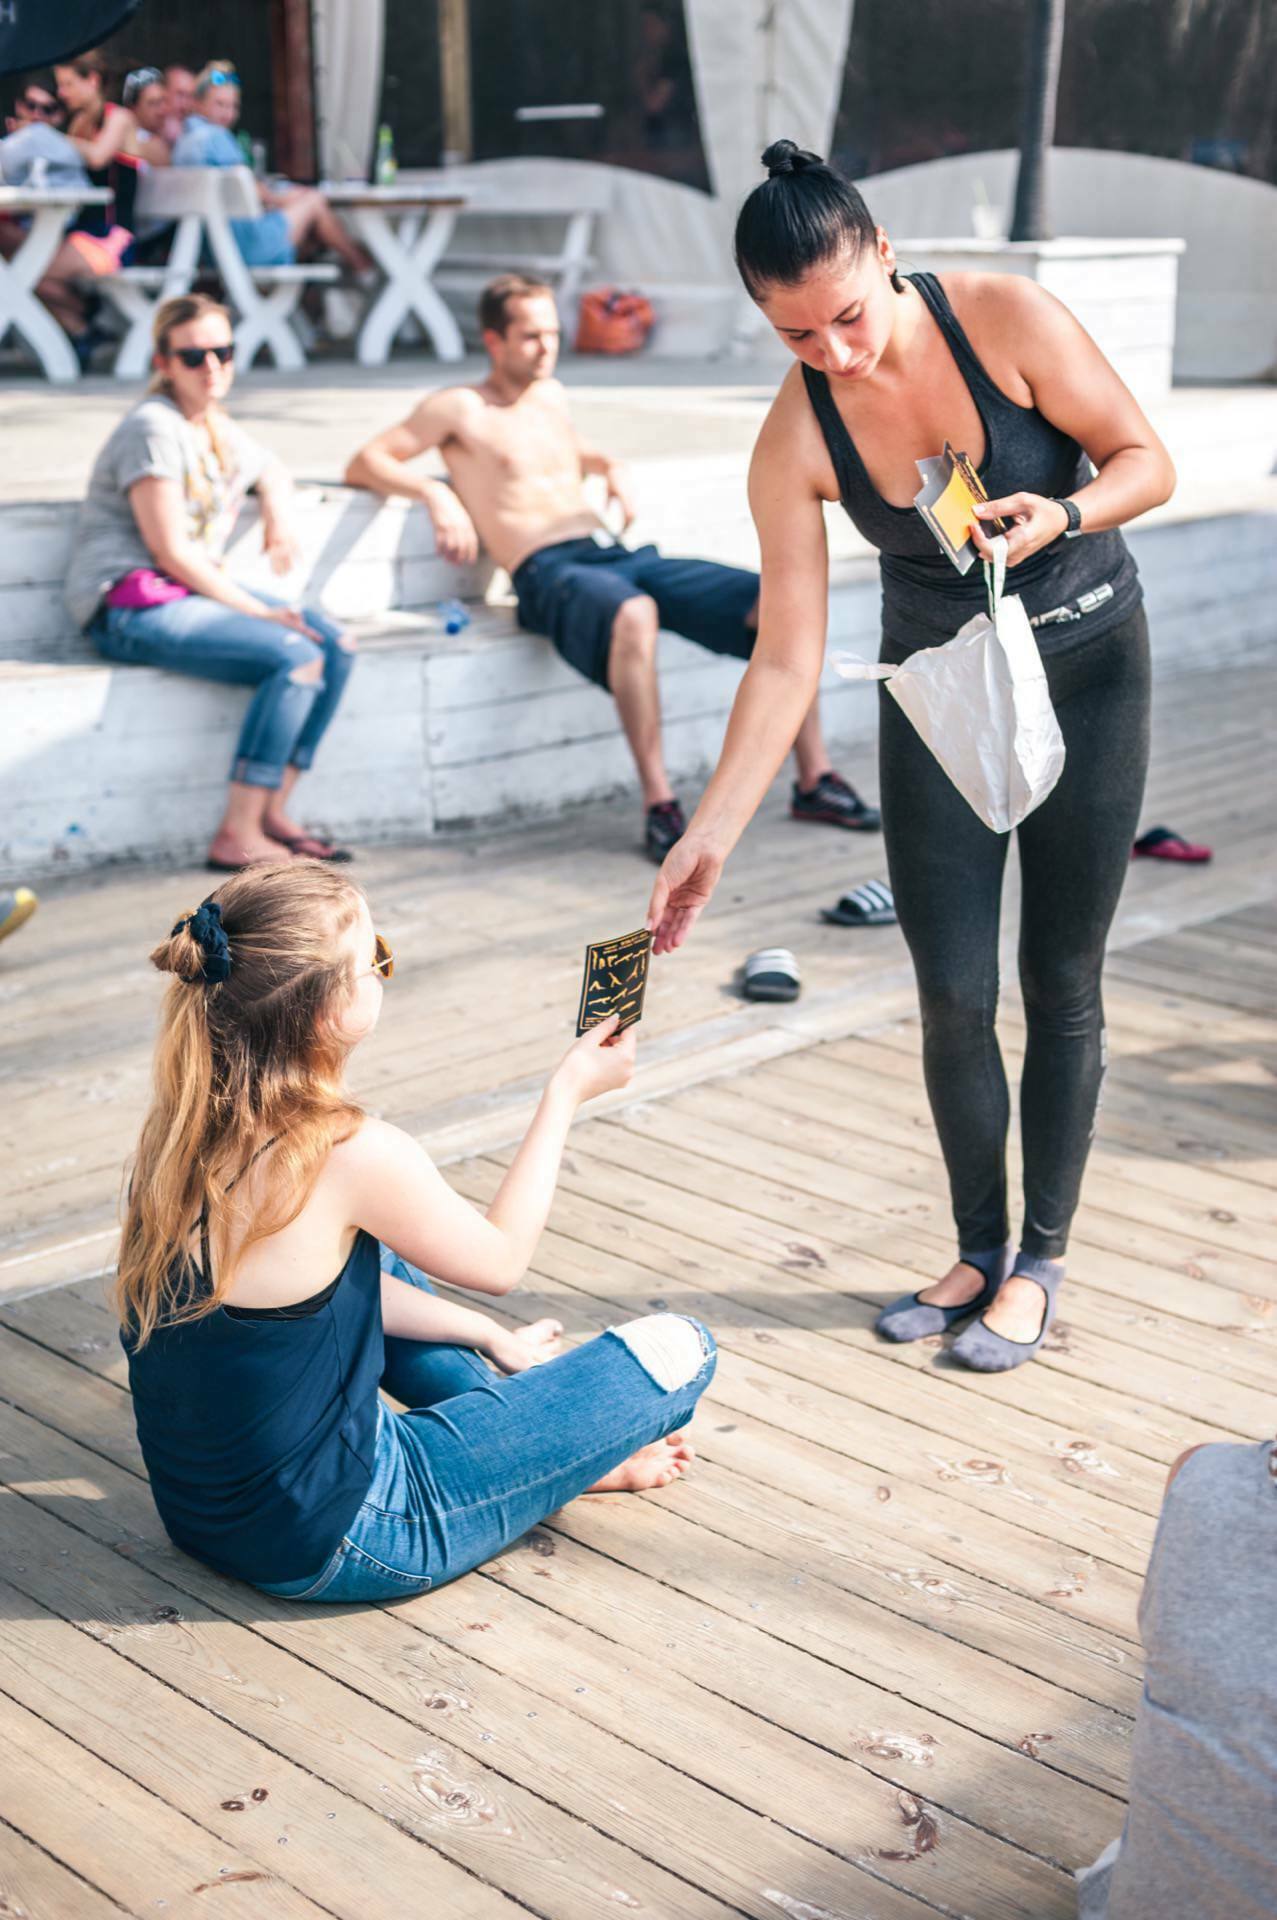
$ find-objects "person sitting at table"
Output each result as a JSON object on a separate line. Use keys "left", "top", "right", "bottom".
{"left": 173, "top": 61, "right": 371, "bottom": 278}
{"left": 120, "top": 66, "right": 174, "bottom": 167}
{"left": 344, "top": 274, "right": 880, "bottom": 861}
{"left": 161, "top": 65, "right": 198, "bottom": 148}
{"left": 4, "top": 77, "right": 66, "bottom": 136}
{"left": 65, "top": 293, "right": 358, "bottom": 871}
{"left": 31, "top": 49, "right": 143, "bottom": 367}
{"left": 0, "top": 91, "right": 94, "bottom": 317}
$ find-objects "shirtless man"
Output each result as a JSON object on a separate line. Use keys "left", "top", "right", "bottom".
{"left": 345, "top": 273, "right": 880, "bottom": 860}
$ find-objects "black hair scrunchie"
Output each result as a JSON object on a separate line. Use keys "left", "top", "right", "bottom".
{"left": 172, "top": 898, "right": 233, "bottom": 984}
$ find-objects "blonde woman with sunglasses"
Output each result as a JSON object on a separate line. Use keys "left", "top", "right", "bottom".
{"left": 67, "top": 294, "right": 358, "bottom": 869}
{"left": 117, "top": 861, "right": 714, "bottom": 1605}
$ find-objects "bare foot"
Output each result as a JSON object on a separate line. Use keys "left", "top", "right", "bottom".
{"left": 917, "top": 1260, "right": 987, "bottom": 1310}
{"left": 587, "top": 1432, "right": 695, "bottom": 1493}
{"left": 976, "top": 1272, "right": 1054, "bottom": 1344}
{"left": 207, "top": 830, "right": 295, "bottom": 868}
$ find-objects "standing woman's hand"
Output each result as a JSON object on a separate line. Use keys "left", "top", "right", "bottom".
{"left": 647, "top": 834, "right": 726, "bottom": 954}
{"left": 971, "top": 494, "right": 1070, "bottom": 567}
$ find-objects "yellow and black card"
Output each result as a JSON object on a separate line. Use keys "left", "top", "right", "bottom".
{"left": 577, "top": 927, "right": 652, "bottom": 1035}
{"left": 914, "top": 441, "right": 1009, "bottom": 574}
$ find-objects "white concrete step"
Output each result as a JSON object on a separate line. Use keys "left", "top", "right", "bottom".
{"left": 4, "top": 507, "right": 1274, "bottom": 876}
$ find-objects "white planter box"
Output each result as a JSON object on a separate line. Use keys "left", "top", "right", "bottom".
{"left": 895, "top": 237, "right": 1185, "bottom": 402}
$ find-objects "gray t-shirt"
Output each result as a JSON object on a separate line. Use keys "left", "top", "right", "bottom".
{"left": 66, "top": 396, "right": 269, "bottom": 629}
{"left": 1076, "top": 1438, "right": 1277, "bottom": 1919}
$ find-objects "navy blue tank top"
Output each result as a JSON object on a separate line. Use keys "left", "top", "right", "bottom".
{"left": 123, "top": 1226, "right": 384, "bottom": 1583}
{"left": 803, "top": 272, "right": 1142, "bottom": 653}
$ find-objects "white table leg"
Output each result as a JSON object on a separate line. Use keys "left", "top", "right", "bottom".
{"left": 0, "top": 206, "right": 79, "bottom": 382}
{"left": 354, "top": 206, "right": 464, "bottom": 366}
{"left": 235, "top": 282, "right": 307, "bottom": 370}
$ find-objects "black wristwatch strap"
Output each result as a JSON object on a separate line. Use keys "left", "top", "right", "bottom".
{"left": 1054, "top": 497, "right": 1083, "bottom": 538}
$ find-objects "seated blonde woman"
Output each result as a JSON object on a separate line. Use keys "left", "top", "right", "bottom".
{"left": 65, "top": 294, "right": 358, "bottom": 871}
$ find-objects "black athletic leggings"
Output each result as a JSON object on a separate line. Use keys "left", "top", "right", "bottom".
{"left": 878, "top": 606, "right": 1151, "bottom": 1260}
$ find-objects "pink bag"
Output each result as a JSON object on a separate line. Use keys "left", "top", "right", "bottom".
{"left": 106, "top": 567, "right": 191, "bottom": 609}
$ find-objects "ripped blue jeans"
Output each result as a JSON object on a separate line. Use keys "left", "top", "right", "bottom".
{"left": 256, "top": 1250, "right": 717, "bottom": 1604}
{"left": 90, "top": 588, "right": 354, "bottom": 790}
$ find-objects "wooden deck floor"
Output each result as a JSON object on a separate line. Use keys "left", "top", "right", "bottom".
{"left": 2, "top": 642, "right": 1275, "bottom": 1918}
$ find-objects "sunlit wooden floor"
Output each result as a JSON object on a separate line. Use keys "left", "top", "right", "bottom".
{"left": 2, "top": 643, "right": 1274, "bottom": 1918}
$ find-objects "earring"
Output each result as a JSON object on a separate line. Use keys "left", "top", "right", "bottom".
{"left": 889, "top": 266, "right": 906, "bottom": 294}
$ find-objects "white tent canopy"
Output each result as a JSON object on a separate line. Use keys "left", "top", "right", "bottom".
{"left": 311, "top": 0, "right": 855, "bottom": 343}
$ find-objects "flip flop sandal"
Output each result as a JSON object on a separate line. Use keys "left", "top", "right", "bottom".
{"left": 821, "top": 879, "right": 898, "bottom": 926}
{"left": 264, "top": 826, "right": 354, "bottom": 863}
{"left": 743, "top": 947, "right": 801, "bottom": 1002}
{"left": 1132, "top": 826, "right": 1212, "bottom": 864}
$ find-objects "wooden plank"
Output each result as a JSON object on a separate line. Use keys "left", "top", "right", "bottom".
{"left": 0, "top": 1399, "right": 1103, "bottom": 1914}
{"left": 0, "top": 1556, "right": 520, "bottom": 1919}
{"left": 0, "top": 1820, "right": 127, "bottom": 1920}
{"left": 0, "top": 1689, "right": 328, "bottom": 1919}
{"left": 0, "top": 1417, "right": 943, "bottom": 1920}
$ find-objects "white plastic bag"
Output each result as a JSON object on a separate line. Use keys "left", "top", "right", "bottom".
{"left": 836, "top": 535, "right": 1065, "bottom": 833}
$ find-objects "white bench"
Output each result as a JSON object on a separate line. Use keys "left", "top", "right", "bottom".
{"left": 8, "top": 485, "right": 1268, "bottom": 876}
{"left": 403, "top": 168, "right": 611, "bottom": 338}
{"left": 96, "top": 167, "right": 337, "bottom": 377}
{"left": 0, "top": 481, "right": 887, "bottom": 873}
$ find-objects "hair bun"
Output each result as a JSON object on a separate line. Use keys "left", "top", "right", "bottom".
{"left": 761, "top": 139, "right": 824, "bottom": 179}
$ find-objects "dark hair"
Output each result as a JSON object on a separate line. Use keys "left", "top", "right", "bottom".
{"left": 478, "top": 273, "right": 555, "bottom": 335}
{"left": 734, "top": 139, "right": 877, "bottom": 301}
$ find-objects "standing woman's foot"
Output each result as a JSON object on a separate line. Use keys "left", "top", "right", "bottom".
{"left": 876, "top": 1245, "right": 1012, "bottom": 1342}
{"left": 587, "top": 1432, "right": 695, "bottom": 1492}
{"left": 950, "top": 1255, "right": 1065, "bottom": 1372}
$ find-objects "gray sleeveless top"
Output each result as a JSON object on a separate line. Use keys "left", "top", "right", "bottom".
{"left": 803, "top": 272, "right": 1142, "bottom": 654}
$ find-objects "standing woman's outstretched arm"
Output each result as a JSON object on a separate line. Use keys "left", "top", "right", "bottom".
{"left": 647, "top": 381, "right": 832, "bottom": 952}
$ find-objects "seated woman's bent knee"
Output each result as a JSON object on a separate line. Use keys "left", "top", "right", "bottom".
{"left": 609, "top": 1313, "right": 714, "bottom": 1390}
{"left": 290, "top": 656, "right": 325, "bottom": 685}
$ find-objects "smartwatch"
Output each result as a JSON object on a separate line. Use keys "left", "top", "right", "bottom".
{"left": 1054, "top": 497, "right": 1083, "bottom": 538}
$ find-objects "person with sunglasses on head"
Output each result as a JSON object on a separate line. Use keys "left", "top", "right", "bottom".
{"left": 172, "top": 61, "right": 371, "bottom": 277}
{"left": 119, "top": 67, "right": 173, "bottom": 167}
{"left": 116, "top": 860, "right": 715, "bottom": 1607}
{"left": 67, "top": 294, "right": 358, "bottom": 871}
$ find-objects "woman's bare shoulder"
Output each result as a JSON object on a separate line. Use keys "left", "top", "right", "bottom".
{"left": 752, "top": 362, "right": 837, "bottom": 500}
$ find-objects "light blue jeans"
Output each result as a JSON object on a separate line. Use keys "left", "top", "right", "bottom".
{"left": 90, "top": 588, "right": 354, "bottom": 789}
{"left": 256, "top": 1249, "right": 717, "bottom": 1604}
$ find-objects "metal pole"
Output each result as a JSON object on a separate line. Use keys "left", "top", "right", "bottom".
{"left": 439, "top": 0, "right": 473, "bottom": 166}
{"left": 1008, "top": 0, "right": 1066, "bottom": 242}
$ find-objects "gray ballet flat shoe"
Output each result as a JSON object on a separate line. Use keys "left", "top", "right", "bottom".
{"left": 875, "top": 1246, "right": 1012, "bottom": 1343}
{"left": 949, "top": 1258, "right": 1065, "bottom": 1372}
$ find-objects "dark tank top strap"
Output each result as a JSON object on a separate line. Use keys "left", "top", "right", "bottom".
{"left": 908, "top": 272, "right": 1005, "bottom": 408}
{"left": 801, "top": 362, "right": 868, "bottom": 506}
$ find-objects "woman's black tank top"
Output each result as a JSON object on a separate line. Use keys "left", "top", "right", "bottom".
{"left": 802, "top": 272, "right": 1142, "bottom": 654}
{"left": 121, "top": 1149, "right": 384, "bottom": 1584}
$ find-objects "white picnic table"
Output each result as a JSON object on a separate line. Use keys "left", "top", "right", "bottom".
{"left": 0, "top": 185, "right": 111, "bottom": 382}
{"left": 319, "top": 181, "right": 468, "bottom": 365}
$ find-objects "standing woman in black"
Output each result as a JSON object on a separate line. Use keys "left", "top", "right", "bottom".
{"left": 648, "top": 142, "right": 1175, "bottom": 1371}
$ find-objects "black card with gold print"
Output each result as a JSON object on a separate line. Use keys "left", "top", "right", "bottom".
{"left": 577, "top": 927, "right": 652, "bottom": 1035}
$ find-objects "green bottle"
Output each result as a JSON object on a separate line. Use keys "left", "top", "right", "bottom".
{"left": 374, "top": 123, "right": 397, "bottom": 186}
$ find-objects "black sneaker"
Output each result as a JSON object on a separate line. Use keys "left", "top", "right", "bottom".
{"left": 644, "top": 798, "right": 687, "bottom": 863}
{"left": 791, "top": 771, "right": 881, "bottom": 832}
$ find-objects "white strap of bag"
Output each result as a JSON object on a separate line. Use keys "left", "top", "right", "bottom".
{"left": 983, "top": 533, "right": 1008, "bottom": 621}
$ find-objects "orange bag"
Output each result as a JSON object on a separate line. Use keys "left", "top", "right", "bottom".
{"left": 574, "top": 287, "right": 654, "bottom": 355}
